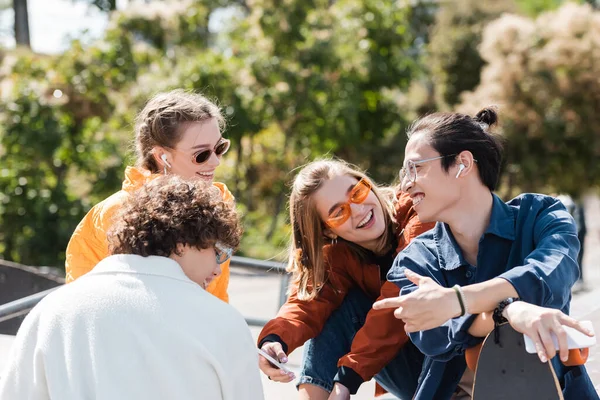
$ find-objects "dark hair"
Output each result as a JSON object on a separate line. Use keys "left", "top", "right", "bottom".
{"left": 407, "top": 107, "right": 504, "bottom": 191}
{"left": 134, "top": 89, "right": 225, "bottom": 173}
{"left": 108, "top": 176, "right": 241, "bottom": 257}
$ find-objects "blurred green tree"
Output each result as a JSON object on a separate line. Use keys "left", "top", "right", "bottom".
{"left": 427, "top": 0, "right": 516, "bottom": 109}
{"left": 460, "top": 3, "right": 600, "bottom": 197}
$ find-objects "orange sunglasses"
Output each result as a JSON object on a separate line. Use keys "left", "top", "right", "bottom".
{"left": 326, "top": 178, "right": 372, "bottom": 228}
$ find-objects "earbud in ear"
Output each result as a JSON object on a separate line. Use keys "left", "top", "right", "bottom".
{"left": 455, "top": 164, "right": 466, "bottom": 178}
{"left": 161, "top": 154, "right": 172, "bottom": 168}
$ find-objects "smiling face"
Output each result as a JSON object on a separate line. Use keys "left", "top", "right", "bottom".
{"left": 312, "top": 174, "right": 386, "bottom": 251}
{"left": 400, "top": 134, "right": 462, "bottom": 223}
{"left": 158, "top": 118, "right": 224, "bottom": 182}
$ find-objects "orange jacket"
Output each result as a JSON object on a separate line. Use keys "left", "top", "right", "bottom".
{"left": 65, "top": 166, "right": 234, "bottom": 302}
{"left": 258, "top": 193, "right": 435, "bottom": 391}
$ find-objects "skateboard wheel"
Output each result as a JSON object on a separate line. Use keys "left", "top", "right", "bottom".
{"left": 466, "top": 342, "right": 483, "bottom": 371}
{"left": 563, "top": 348, "right": 588, "bottom": 366}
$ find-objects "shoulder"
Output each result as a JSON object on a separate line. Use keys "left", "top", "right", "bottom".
{"left": 507, "top": 193, "right": 564, "bottom": 211}
{"left": 322, "top": 242, "right": 362, "bottom": 268}
{"left": 394, "top": 192, "right": 436, "bottom": 251}
{"left": 509, "top": 193, "right": 575, "bottom": 233}
{"left": 212, "top": 182, "right": 235, "bottom": 203}
{"left": 79, "top": 190, "right": 129, "bottom": 233}
{"left": 508, "top": 193, "right": 570, "bottom": 220}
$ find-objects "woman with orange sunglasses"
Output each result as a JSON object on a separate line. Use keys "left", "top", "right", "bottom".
{"left": 257, "top": 158, "right": 435, "bottom": 399}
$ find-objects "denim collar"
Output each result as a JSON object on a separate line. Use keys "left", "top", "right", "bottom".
{"left": 434, "top": 193, "right": 516, "bottom": 271}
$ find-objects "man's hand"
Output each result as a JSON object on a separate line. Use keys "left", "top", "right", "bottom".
{"left": 504, "top": 301, "right": 594, "bottom": 363}
{"left": 373, "top": 269, "right": 462, "bottom": 332}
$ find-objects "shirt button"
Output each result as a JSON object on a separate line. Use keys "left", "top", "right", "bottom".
{"left": 466, "top": 271, "right": 473, "bottom": 279}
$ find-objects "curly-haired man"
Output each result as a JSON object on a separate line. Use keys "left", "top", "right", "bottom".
{"left": 0, "top": 176, "right": 264, "bottom": 400}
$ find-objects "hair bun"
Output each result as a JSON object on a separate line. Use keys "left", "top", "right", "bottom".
{"left": 474, "top": 107, "right": 498, "bottom": 127}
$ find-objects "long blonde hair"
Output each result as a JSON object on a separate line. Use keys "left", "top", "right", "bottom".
{"left": 288, "top": 159, "right": 397, "bottom": 301}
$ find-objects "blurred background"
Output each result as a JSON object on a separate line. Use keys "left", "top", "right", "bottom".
{"left": 0, "top": 0, "right": 599, "bottom": 269}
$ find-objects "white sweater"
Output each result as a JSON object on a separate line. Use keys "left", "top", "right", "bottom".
{"left": 0, "top": 255, "right": 264, "bottom": 400}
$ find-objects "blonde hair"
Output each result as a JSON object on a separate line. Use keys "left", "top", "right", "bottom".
{"left": 134, "top": 89, "right": 225, "bottom": 173}
{"left": 288, "top": 159, "right": 396, "bottom": 301}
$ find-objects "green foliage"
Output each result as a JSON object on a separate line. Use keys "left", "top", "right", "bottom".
{"left": 515, "top": 0, "right": 569, "bottom": 16}
{"left": 428, "top": 0, "right": 516, "bottom": 108}
{"left": 2, "top": 0, "right": 599, "bottom": 267}
{"left": 460, "top": 3, "right": 600, "bottom": 197}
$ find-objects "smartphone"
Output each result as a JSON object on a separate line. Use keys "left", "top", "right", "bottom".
{"left": 523, "top": 321, "right": 596, "bottom": 354}
{"left": 257, "top": 348, "right": 293, "bottom": 374}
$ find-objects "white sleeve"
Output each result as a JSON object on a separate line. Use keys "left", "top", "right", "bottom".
{"left": 0, "top": 307, "right": 50, "bottom": 400}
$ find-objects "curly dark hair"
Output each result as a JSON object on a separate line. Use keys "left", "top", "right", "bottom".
{"left": 108, "top": 176, "right": 242, "bottom": 257}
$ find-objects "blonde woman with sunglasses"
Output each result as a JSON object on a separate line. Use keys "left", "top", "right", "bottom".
{"left": 257, "top": 159, "right": 435, "bottom": 400}
{"left": 65, "top": 89, "right": 234, "bottom": 302}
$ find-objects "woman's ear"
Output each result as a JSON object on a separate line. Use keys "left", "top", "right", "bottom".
{"left": 323, "top": 227, "right": 338, "bottom": 241}
{"left": 152, "top": 146, "right": 172, "bottom": 168}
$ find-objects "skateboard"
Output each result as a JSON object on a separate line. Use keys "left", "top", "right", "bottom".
{"left": 470, "top": 323, "right": 584, "bottom": 400}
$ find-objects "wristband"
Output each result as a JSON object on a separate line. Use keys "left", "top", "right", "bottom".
{"left": 452, "top": 285, "right": 466, "bottom": 317}
{"left": 493, "top": 297, "right": 520, "bottom": 325}
{"left": 493, "top": 297, "right": 520, "bottom": 343}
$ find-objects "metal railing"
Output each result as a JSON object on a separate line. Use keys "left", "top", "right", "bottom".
{"left": 0, "top": 256, "right": 290, "bottom": 327}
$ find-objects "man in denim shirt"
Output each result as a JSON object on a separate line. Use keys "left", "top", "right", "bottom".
{"left": 374, "top": 108, "right": 598, "bottom": 399}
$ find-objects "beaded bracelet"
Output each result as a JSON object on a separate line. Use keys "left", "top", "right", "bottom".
{"left": 493, "top": 297, "right": 520, "bottom": 325}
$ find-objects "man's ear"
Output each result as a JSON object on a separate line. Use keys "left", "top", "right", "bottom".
{"left": 456, "top": 151, "right": 476, "bottom": 176}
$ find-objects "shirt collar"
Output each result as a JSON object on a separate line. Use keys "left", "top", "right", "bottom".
{"left": 484, "top": 193, "right": 516, "bottom": 241}
{"left": 434, "top": 223, "right": 465, "bottom": 271}
{"left": 434, "top": 193, "right": 516, "bottom": 271}
{"left": 89, "top": 254, "right": 192, "bottom": 283}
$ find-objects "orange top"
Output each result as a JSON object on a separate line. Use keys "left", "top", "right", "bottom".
{"left": 65, "top": 166, "right": 234, "bottom": 302}
{"left": 258, "top": 192, "right": 435, "bottom": 385}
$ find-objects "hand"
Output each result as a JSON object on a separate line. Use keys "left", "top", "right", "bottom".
{"left": 372, "top": 269, "right": 461, "bottom": 332}
{"left": 258, "top": 342, "right": 295, "bottom": 382}
{"left": 327, "top": 383, "right": 350, "bottom": 400}
{"left": 503, "top": 301, "right": 595, "bottom": 363}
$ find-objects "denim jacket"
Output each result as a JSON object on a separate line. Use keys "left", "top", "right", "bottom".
{"left": 388, "top": 193, "right": 580, "bottom": 399}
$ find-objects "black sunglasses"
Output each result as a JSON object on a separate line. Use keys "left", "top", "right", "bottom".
{"left": 190, "top": 138, "right": 231, "bottom": 165}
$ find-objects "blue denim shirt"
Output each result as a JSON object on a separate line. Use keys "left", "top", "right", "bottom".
{"left": 387, "top": 193, "right": 580, "bottom": 399}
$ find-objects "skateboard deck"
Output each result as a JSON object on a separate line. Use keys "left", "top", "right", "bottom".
{"left": 472, "top": 323, "right": 563, "bottom": 400}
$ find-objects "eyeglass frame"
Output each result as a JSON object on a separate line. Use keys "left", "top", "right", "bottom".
{"left": 399, "top": 154, "right": 458, "bottom": 184}
{"left": 325, "top": 178, "right": 372, "bottom": 228}
{"left": 399, "top": 153, "right": 478, "bottom": 185}
{"left": 170, "top": 138, "right": 231, "bottom": 166}
{"left": 214, "top": 242, "right": 233, "bottom": 265}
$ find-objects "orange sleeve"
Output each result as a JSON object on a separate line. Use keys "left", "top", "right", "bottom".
{"left": 205, "top": 182, "right": 235, "bottom": 303}
{"left": 338, "top": 193, "right": 436, "bottom": 381}
{"left": 257, "top": 245, "right": 359, "bottom": 354}
{"left": 205, "top": 259, "right": 230, "bottom": 303}
{"left": 65, "top": 199, "right": 117, "bottom": 282}
{"left": 337, "top": 281, "right": 408, "bottom": 380}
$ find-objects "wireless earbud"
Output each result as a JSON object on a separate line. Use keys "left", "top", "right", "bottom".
{"left": 161, "top": 154, "right": 172, "bottom": 168}
{"left": 455, "top": 164, "right": 466, "bottom": 178}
